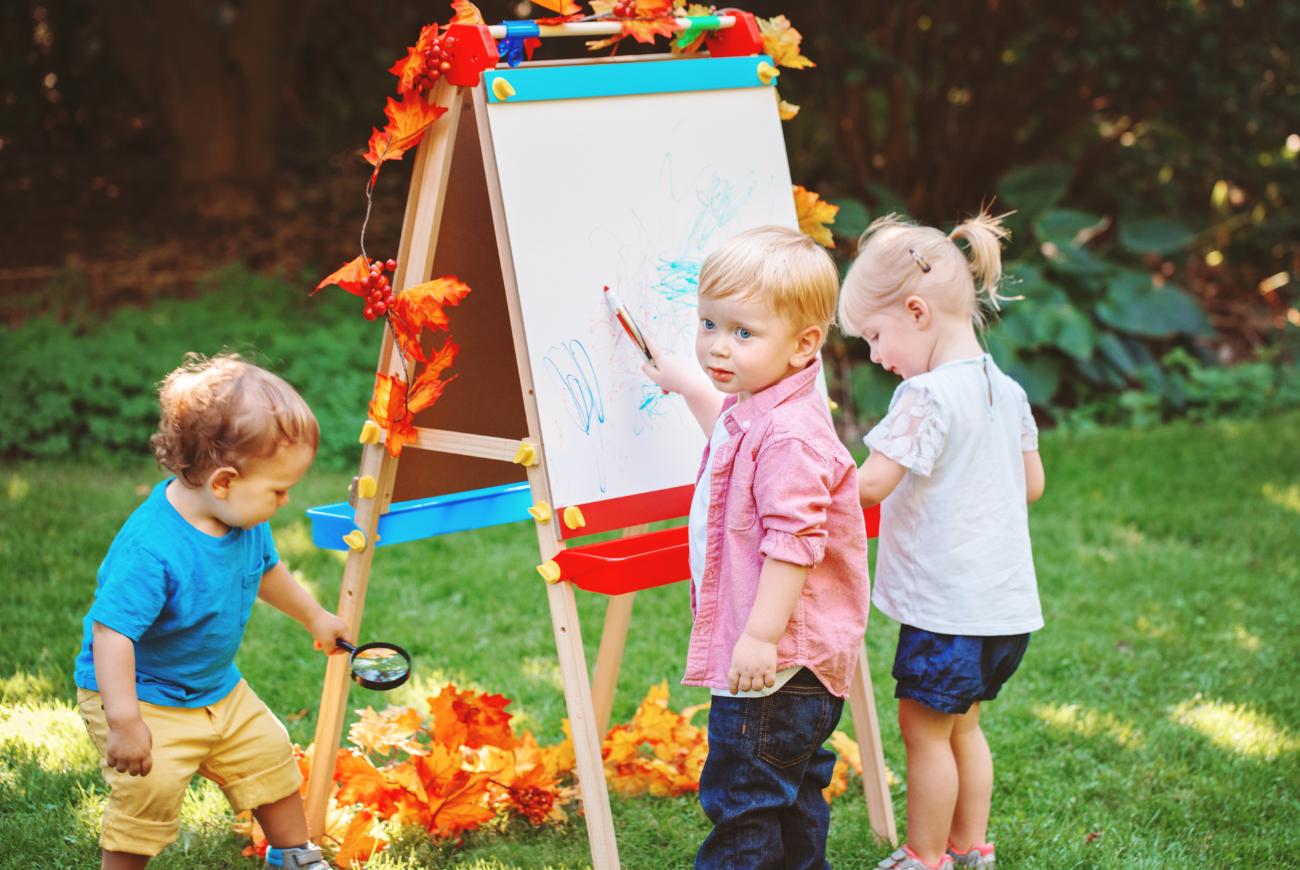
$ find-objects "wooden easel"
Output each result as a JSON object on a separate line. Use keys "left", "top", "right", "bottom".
{"left": 305, "top": 18, "right": 897, "bottom": 867}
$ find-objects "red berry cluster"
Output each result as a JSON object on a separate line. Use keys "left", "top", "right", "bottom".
{"left": 613, "top": 0, "right": 638, "bottom": 17}
{"left": 412, "top": 33, "right": 457, "bottom": 95}
{"left": 362, "top": 258, "right": 398, "bottom": 321}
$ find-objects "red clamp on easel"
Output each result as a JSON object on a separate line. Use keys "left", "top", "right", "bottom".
{"left": 444, "top": 23, "right": 500, "bottom": 87}
{"left": 706, "top": 9, "right": 763, "bottom": 57}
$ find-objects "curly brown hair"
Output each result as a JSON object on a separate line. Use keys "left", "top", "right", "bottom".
{"left": 149, "top": 353, "right": 319, "bottom": 487}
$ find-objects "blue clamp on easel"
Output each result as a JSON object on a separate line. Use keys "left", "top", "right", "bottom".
{"left": 498, "top": 20, "right": 541, "bottom": 68}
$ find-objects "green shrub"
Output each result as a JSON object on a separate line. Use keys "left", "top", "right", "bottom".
{"left": 0, "top": 266, "right": 377, "bottom": 470}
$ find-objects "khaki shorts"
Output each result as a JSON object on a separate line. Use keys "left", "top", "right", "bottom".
{"left": 78, "top": 679, "right": 302, "bottom": 856}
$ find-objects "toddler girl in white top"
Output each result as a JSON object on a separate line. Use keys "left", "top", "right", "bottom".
{"left": 839, "top": 212, "right": 1045, "bottom": 870}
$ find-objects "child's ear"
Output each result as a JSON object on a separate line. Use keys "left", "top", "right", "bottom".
{"left": 790, "top": 323, "right": 824, "bottom": 367}
{"left": 208, "top": 466, "right": 240, "bottom": 499}
{"left": 904, "top": 295, "right": 931, "bottom": 328}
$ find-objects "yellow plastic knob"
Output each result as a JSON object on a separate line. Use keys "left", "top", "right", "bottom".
{"left": 356, "top": 475, "right": 378, "bottom": 499}
{"left": 342, "top": 530, "right": 367, "bottom": 551}
{"left": 757, "top": 61, "right": 779, "bottom": 85}
{"left": 562, "top": 505, "right": 587, "bottom": 530}
{"left": 493, "top": 78, "right": 516, "bottom": 101}
{"left": 537, "top": 560, "right": 562, "bottom": 583}
{"left": 513, "top": 441, "right": 538, "bottom": 467}
{"left": 528, "top": 501, "right": 553, "bottom": 523}
{"left": 359, "top": 420, "right": 382, "bottom": 445}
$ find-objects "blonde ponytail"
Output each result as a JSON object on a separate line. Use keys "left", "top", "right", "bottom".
{"left": 948, "top": 211, "right": 1013, "bottom": 317}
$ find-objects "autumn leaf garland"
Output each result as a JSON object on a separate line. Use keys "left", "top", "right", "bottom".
{"left": 312, "top": 1, "right": 834, "bottom": 458}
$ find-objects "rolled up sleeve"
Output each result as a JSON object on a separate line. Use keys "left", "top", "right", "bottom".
{"left": 753, "top": 436, "right": 833, "bottom": 567}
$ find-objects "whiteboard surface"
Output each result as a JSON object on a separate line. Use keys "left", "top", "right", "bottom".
{"left": 488, "top": 78, "right": 797, "bottom": 508}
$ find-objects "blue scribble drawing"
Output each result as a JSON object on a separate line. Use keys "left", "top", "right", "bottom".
{"left": 544, "top": 340, "right": 605, "bottom": 435}
{"left": 653, "top": 257, "right": 701, "bottom": 306}
{"left": 648, "top": 164, "right": 756, "bottom": 311}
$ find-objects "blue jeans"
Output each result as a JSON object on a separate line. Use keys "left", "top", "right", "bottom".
{"left": 696, "top": 668, "right": 844, "bottom": 870}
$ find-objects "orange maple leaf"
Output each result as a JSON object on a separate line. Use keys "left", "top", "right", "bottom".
{"left": 313, "top": 255, "right": 370, "bottom": 296}
{"left": 363, "top": 93, "right": 447, "bottom": 173}
{"left": 531, "top": 0, "right": 584, "bottom": 13}
{"left": 793, "top": 184, "right": 839, "bottom": 248}
{"left": 758, "top": 15, "right": 814, "bottom": 70}
{"left": 390, "top": 275, "right": 471, "bottom": 362}
{"left": 588, "top": 0, "right": 678, "bottom": 49}
{"left": 427, "top": 684, "right": 517, "bottom": 751}
{"left": 368, "top": 373, "right": 419, "bottom": 457}
{"left": 449, "top": 0, "right": 485, "bottom": 24}
{"left": 410, "top": 744, "right": 497, "bottom": 837}
{"left": 389, "top": 24, "right": 441, "bottom": 95}
{"left": 330, "top": 809, "right": 388, "bottom": 868}
{"left": 333, "top": 749, "right": 411, "bottom": 817}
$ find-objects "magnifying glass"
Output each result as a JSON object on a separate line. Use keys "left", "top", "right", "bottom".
{"left": 335, "top": 639, "right": 412, "bottom": 691}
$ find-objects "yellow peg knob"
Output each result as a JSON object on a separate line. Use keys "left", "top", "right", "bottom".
{"left": 342, "top": 530, "right": 367, "bottom": 551}
{"left": 359, "top": 420, "right": 382, "bottom": 445}
{"left": 356, "top": 475, "right": 378, "bottom": 499}
{"left": 756, "top": 61, "right": 779, "bottom": 85}
{"left": 492, "top": 78, "right": 516, "bottom": 101}
{"left": 537, "top": 560, "right": 562, "bottom": 583}
{"left": 562, "top": 505, "right": 587, "bottom": 530}
{"left": 528, "top": 501, "right": 553, "bottom": 523}
{"left": 827, "top": 398, "right": 839, "bottom": 412}
{"left": 513, "top": 441, "right": 538, "bottom": 467}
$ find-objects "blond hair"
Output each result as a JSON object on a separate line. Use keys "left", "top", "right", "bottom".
{"left": 838, "top": 211, "right": 1012, "bottom": 336}
{"left": 699, "top": 225, "right": 840, "bottom": 335}
{"left": 150, "top": 353, "right": 319, "bottom": 487}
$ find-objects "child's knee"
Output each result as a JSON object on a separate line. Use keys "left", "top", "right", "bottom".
{"left": 100, "top": 769, "right": 190, "bottom": 856}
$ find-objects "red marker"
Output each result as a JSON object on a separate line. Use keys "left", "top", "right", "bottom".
{"left": 603, "top": 286, "right": 654, "bottom": 364}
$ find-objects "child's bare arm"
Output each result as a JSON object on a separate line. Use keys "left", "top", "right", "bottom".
{"left": 639, "top": 334, "right": 723, "bottom": 434}
{"left": 91, "top": 622, "right": 152, "bottom": 776}
{"left": 858, "top": 451, "right": 907, "bottom": 507}
{"left": 257, "top": 562, "right": 350, "bottom": 653}
{"left": 1023, "top": 450, "right": 1045, "bottom": 502}
{"left": 729, "top": 557, "right": 809, "bottom": 694}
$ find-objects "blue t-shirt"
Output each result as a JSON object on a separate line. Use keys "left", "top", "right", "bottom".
{"left": 74, "top": 479, "right": 279, "bottom": 707}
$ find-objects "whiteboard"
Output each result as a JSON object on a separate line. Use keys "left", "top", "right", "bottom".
{"left": 487, "top": 66, "right": 797, "bottom": 508}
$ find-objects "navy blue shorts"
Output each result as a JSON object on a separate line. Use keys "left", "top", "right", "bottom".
{"left": 892, "top": 625, "right": 1030, "bottom": 715}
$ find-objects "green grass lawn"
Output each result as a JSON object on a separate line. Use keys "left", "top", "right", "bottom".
{"left": 1, "top": 413, "right": 1297, "bottom": 868}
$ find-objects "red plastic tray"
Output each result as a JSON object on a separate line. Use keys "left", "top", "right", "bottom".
{"left": 552, "top": 525, "right": 690, "bottom": 595}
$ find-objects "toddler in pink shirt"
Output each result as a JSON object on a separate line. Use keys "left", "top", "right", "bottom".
{"left": 642, "top": 225, "right": 869, "bottom": 869}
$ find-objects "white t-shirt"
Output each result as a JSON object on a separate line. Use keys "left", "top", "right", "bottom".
{"left": 866, "top": 354, "right": 1043, "bottom": 636}
{"left": 689, "top": 410, "right": 798, "bottom": 697}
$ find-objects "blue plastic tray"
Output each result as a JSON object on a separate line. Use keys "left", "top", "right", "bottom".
{"left": 306, "top": 482, "right": 533, "bottom": 551}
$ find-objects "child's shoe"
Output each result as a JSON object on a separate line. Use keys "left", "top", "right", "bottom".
{"left": 875, "top": 844, "right": 955, "bottom": 869}
{"left": 947, "top": 842, "right": 996, "bottom": 868}
{"left": 265, "top": 842, "right": 332, "bottom": 870}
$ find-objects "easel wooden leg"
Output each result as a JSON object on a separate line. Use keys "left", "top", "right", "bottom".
{"left": 590, "top": 525, "right": 648, "bottom": 736}
{"left": 305, "top": 443, "right": 396, "bottom": 840}
{"left": 591, "top": 591, "right": 635, "bottom": 736}
{"left": 545, "top": 578, "right": 621, "bottom": 869}
{"left": 848, "top": 642, "right": 898, "bottom": 846}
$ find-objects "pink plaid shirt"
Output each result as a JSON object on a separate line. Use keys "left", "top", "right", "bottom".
{"left": 682, "top": 359, "right": 870, "bottom": 698}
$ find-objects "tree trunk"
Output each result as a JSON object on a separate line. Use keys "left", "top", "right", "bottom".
{"left": 101, "top": 0, "right": 308, "bottom": 221}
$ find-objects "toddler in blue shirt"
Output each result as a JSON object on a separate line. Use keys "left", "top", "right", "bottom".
{"left": 74, "top": 354, "right": 348, "bottom": 870}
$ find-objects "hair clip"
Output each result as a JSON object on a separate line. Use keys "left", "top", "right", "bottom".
{"left": 908, "top": 248, "right": 931, "bottom": 273}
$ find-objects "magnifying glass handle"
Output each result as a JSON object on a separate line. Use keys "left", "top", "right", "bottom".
{"left": 335, "top": 639, "right": 357, "bottom": 654}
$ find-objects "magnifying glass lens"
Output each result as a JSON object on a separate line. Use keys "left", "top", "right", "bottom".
{"left": 354, "top": 648, "right": 407, "bottom": 682}
{"left": 336, "top": 640, "right": 412, "bottom": 691}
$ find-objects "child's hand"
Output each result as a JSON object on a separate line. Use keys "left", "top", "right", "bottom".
{"left": 640, "top": 334, "right": 701, "bottom": 396}
{"left": 728, "top": 631, "right": 778, "bottom": 694}
{"left": 308, "top": 609, "right": 351, "bottom": 655}
{"left": 105, "top": 716, "right": 153, "bottom": 776}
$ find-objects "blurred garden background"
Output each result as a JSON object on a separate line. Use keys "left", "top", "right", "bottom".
{"left": 1, "top": 1, "right": 1297, "bottom": 867}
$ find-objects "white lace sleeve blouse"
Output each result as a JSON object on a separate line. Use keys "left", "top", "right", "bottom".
{"left": 865, "top": 354, "right": 1043, "bottom": 636}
